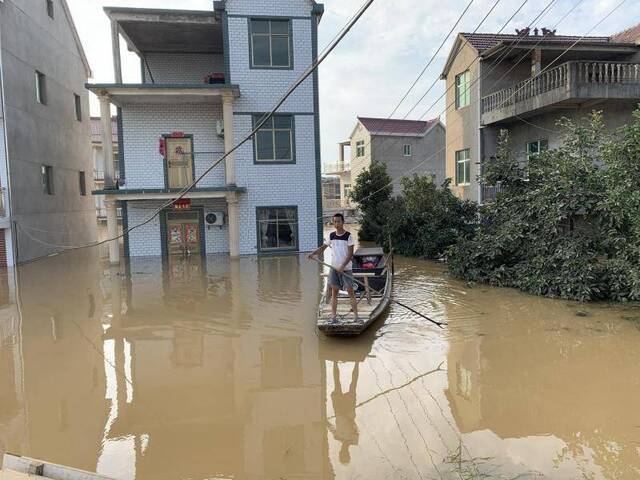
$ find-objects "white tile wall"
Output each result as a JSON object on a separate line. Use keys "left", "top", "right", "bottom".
{"left": 225, "top": 0, "right": 315, "bottom": 17}
{"left": 121, "top": 104, "right": 226, "bottom": 189}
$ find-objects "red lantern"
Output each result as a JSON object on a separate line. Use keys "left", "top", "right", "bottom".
{"left": 170, "top": 131, "right": 185, "bottom": 138}
{"left": 159, "top": 137, "right": 166, "bottom": 156}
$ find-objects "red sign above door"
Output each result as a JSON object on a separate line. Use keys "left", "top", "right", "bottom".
{"left": 173, "top": 199, "right": 191, "bottom": 210}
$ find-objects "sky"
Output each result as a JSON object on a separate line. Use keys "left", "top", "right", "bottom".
{"left": 67, "top": 0, "right": 640, "bottom": 166}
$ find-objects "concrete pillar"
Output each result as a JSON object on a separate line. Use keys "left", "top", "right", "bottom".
{"left": 227, "top": 193, "right": 240, "bottom": 258}
{"left": 99, "top": 94, "right": 116, "bottom": 189}
{"left": 105, "top": 199, "right": 120, "bottom": 265}
{"left": 222, "top": 94, "right": 236, "bottom": 185}
{"left": 111, "top": 20, "right": 122, "bottom": 83}
{"left": 532, "top": 48, "right": 542, "bottom": 76}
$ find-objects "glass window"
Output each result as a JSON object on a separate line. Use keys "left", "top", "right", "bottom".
{"left": 356, "top": 140, "right": 365, "bottom": 157}
{"left": 403, "top": 144, "right": 412, "bottom": 157}
{"left": 41, "top": 165, "right": 53, "bottom": 195}
{"left": 79, "top": 171, "right": 86, "bottom": 196}
{"left": 455, "top": 149, "right": 471, "bottom": 185}
{"left": 35, "top": 71, "right": 47, "bottom": 105}
{"left": 526, "top": 139, "right": 548, "bottom": 160}
{"left": 46, "top": 0, "right": 54, "bottom": 18}
{"left": 344, "top": 183, "right": 351, "bottom": 199}
{"left": 74, "top": 94, "right": 81, "bottom": 121}
{"left": 253, "top": 115, "right": 294, "bottom": 163}
{"left": 250, "top": 19, "right": 291, "bottom": 68}
{"left": 257, "top": 207, "right": 298, "bottom": 252}
{"left": 455, "top": 70, "right": 470, "bottom": 109}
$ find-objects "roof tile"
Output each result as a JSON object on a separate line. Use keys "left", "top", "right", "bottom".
{"left": 357, "top": 117, "right": 439, "bottom": 136}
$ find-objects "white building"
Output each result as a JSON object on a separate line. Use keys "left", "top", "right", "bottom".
{"left": 88, "top": 0, "right": 324, "bottom": 263}
{"left": 0, "top": 0, "right": 97, "bottom": 266}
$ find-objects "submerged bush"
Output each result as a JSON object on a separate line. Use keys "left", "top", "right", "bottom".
{"left": 447, "top": 110, "right": 640, "bottom": 301}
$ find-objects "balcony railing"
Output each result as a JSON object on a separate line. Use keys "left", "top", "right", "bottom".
{"left": 324, "top": 162, "right": 351, "bottom": 174}
{"left": 481, "top": 183, "right": 502, "bottom": 204}
{"left": 482, "top": 61, "right": 640, "bottom": 121}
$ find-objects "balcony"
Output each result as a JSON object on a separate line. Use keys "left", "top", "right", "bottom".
{"left": 324, "top": 162, "right": 351, "bottom": 175}
{"left": 482, "top": 61, "right": 640, "bottom": 125}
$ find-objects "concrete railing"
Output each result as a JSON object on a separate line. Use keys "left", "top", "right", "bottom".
{"left": 324, "top": 162, "right": 351, "bottom": 174}
{"left": 482, "top": 61, "right": 640, "bottom": 114}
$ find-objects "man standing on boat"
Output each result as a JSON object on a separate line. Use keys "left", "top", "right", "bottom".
{"left": 308, "top": 213, "right": 359, "bottom": 322}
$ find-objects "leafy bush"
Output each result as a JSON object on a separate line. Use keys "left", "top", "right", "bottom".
{"left": 349, "top": 163, "right": 393, "bottom": 241}
{"left": 447, "top": 110, "right": 640, "bottom": 301}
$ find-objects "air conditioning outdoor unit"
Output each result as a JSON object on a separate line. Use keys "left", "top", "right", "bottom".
{"left": 205, "top": 211, "right": 225, "bottom": 227}
{"left": 216, "top": 120, "right": 225, "bottom": 138}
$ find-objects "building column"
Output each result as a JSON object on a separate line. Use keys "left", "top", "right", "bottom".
{"left": 111, "top": 20, "right": 122, "bottom": 83}
{"left": 99, "top": 94, "right": 116, "bottom": 189}
{"left": 105, "top": 199, "right": 120, "bottom": 265}
{"left": 227, "top": 192, "right": 240, "bottom": 258}
{"left": 222, "top": 94, "right": 236, "bottom": 185}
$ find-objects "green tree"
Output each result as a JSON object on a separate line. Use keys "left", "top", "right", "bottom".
{"left": 350, "top": 162, "right": 393, "bottom": 241}
{"left": 447, "top": 110, "right": 640, "bottom": 301}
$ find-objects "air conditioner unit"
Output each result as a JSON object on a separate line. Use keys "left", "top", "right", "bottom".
{"left": 205, "top": 211, "right": 225, "bottom": 226}
{"left": 216, "top": 120, "right": 225, "bottom": 138}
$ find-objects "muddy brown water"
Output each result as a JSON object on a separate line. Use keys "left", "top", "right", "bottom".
{"left": 0, "top": 243, "right": 639, "bottom": 479}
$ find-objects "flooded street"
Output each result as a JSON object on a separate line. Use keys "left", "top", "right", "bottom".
{"left": 1, "top": 246, "right": 640, "bottom": 479}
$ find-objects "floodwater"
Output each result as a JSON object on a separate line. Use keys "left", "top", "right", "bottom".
{"left": 0, "top": 243, "right": 640, "bottom": 479}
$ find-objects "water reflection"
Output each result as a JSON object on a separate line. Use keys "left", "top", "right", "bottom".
{"left": 1, "top": 253, "right": 640, "bottom": 478}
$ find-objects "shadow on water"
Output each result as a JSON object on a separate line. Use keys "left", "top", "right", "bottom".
{"left": 0, "top": 249, "right": 639, "bottom": 478}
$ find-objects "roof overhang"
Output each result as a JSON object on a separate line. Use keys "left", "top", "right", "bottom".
{"left": 440, "top": 34, "right": 477, "bottom": 79}
{"left": 104, "top": 7, "right": 222, "bottom": 54}
{"left": 86, "top": 83, "right": 240, "bottom": 107}
{"left": 92, "top": 187, "right": 246, "bottom": 201}
{"left": 482, "top": 40, "right": 640, "bottom": 60}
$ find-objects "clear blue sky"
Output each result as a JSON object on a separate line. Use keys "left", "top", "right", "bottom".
{"left": 67, "top": 0, "right": 640, "bottom": 166}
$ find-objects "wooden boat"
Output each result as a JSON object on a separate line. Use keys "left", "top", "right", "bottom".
{"left": 317, "top": 247, "right": 393, "bottom": 335}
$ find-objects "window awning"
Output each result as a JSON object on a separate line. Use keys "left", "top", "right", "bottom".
{"left": 85, "top": 83, "right": 240, "bottom": 107}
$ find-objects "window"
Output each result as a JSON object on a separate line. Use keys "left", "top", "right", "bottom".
{"left": 74, "top": 94, "right": 82, "bottom": 121}
{"left": 344, "top": 183, "right": 351, "bottom": 199}
{"left": 46, "top": 0, "right": 54, "bottom": 18}
{"left": 79, "top": 171, "right": 86, "bottom": 196}
{"left": 455, "top": 70, "right": 470, "bottom": 109}
{"left": 253, "top": 115, "right": 294, "bottom": 163}
{"left": 35, "top": 71, "right": 47, "bottom": 105}
{"left": 250, "top": 19, "right": 292, "bottom": 68}
{"left": 355, "top": 140, "right": 365, "bottom": 157}
{"left": 455, "top": 149, "right": 471, "bottom": 185}
{"left": 41, "top": 165, "right": 53, "bottom": 195}
{"left": 526, "top": 139, "right": 548, "bottom": 160}
{"left": 403, "top": 144, "right": 412, "bottom": 157}
{"left": 257, "top": 207, "right": 298, "bottom": 252}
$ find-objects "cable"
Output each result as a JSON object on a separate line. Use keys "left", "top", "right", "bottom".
{"left": 388, "top": 0, "right": 476, "bottom": 118}
{"left": 14, "top": 0, "right": 377, "bottom": 264}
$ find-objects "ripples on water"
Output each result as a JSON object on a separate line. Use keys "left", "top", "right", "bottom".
{"left": 0, "top": 244, "right": 639, "bottom": 479}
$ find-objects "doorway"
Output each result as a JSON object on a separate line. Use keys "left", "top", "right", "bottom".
{"left": 165, "top": 136, "right": 194, "bottom": 188}
{"left": 165, "top": 211, "right": 203, "bottom": 257}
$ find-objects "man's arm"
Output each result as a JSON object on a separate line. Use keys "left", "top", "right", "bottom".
{"left": 337, "top": 245, "right": 354, "bottom": 272}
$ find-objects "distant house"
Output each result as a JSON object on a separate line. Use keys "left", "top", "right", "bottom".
{"left": 440, "top": 23, "right": 640, "bottom": 204}
{"left": 87, "top": 0, "right": 325, "bottom": 263}
{"left": 0, "top": 0, "right": 96, "bottom": 265}
{"left": 340, "top": 117, "right": 446, "bottom": 200}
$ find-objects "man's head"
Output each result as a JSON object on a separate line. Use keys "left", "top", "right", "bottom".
{"left": 333, "top": 213, "right": 345, "bottom": 230}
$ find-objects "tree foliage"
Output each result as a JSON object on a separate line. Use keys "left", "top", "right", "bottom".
{"left": 447, "top": 110, "right": 640, "bottom": 301}
{"left": 349, "top": 162, "right": 393, "bottom": 241}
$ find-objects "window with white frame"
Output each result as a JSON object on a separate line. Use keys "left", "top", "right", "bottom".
{"left": 455, "top": 70, "right": 470, "bottom": 109}
{"left": 257, "top": 207, "right": 298, "bottom": 252}
{"left": 455, "top": 149, "right": 471, "bottom": 185}
{"left": 253, "top": 115, "right": 294, "bottom": 163}
{"left": 403, "top": 144, "right": 412, "bottom": 157}
{"left": 355, "top": 140, "right": 365, "bottom": 157}
{"left": 526, "top": 139, "right": 548, "bottom": 160}
{"left": 250, "top": 19, "right": 292, "bottom": 68}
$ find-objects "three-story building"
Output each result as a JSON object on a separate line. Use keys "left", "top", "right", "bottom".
{"left": 88, "top": 0, "right": 324, "bottom": 263}
{"left": 441, "top": 24, "right": 640, "bottom": 204}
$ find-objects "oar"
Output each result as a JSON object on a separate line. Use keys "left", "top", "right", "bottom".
{"left": 310, "top": 256, "right": 447, "bottom": 329}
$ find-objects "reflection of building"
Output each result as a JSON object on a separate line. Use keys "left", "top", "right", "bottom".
{"left": 88, "top": 0, "right": 325, "bottom": 264}
{"left": 0, "top": 0, "right": 97, "bottom": 265}
{"left": 99, "top": 254, "right": 334, "bottom": 479}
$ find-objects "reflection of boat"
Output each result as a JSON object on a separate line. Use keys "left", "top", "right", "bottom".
{"left": 317, "top": 247, "right": 393, "bottom": 336}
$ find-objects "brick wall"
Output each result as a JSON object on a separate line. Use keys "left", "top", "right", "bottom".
{"left": 144, "top": 53, "right": 225, "bottom": 84}
{"left": 121, "top": 104, "right": 226, "bottom": 189}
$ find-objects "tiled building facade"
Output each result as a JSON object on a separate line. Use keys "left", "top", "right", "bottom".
{"left": 89, "top": 0, "right": 323, "bottom": 262}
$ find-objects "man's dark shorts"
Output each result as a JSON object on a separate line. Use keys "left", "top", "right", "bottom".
{"left": 328, "top": 269, "right": 354, "bottom": 291}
